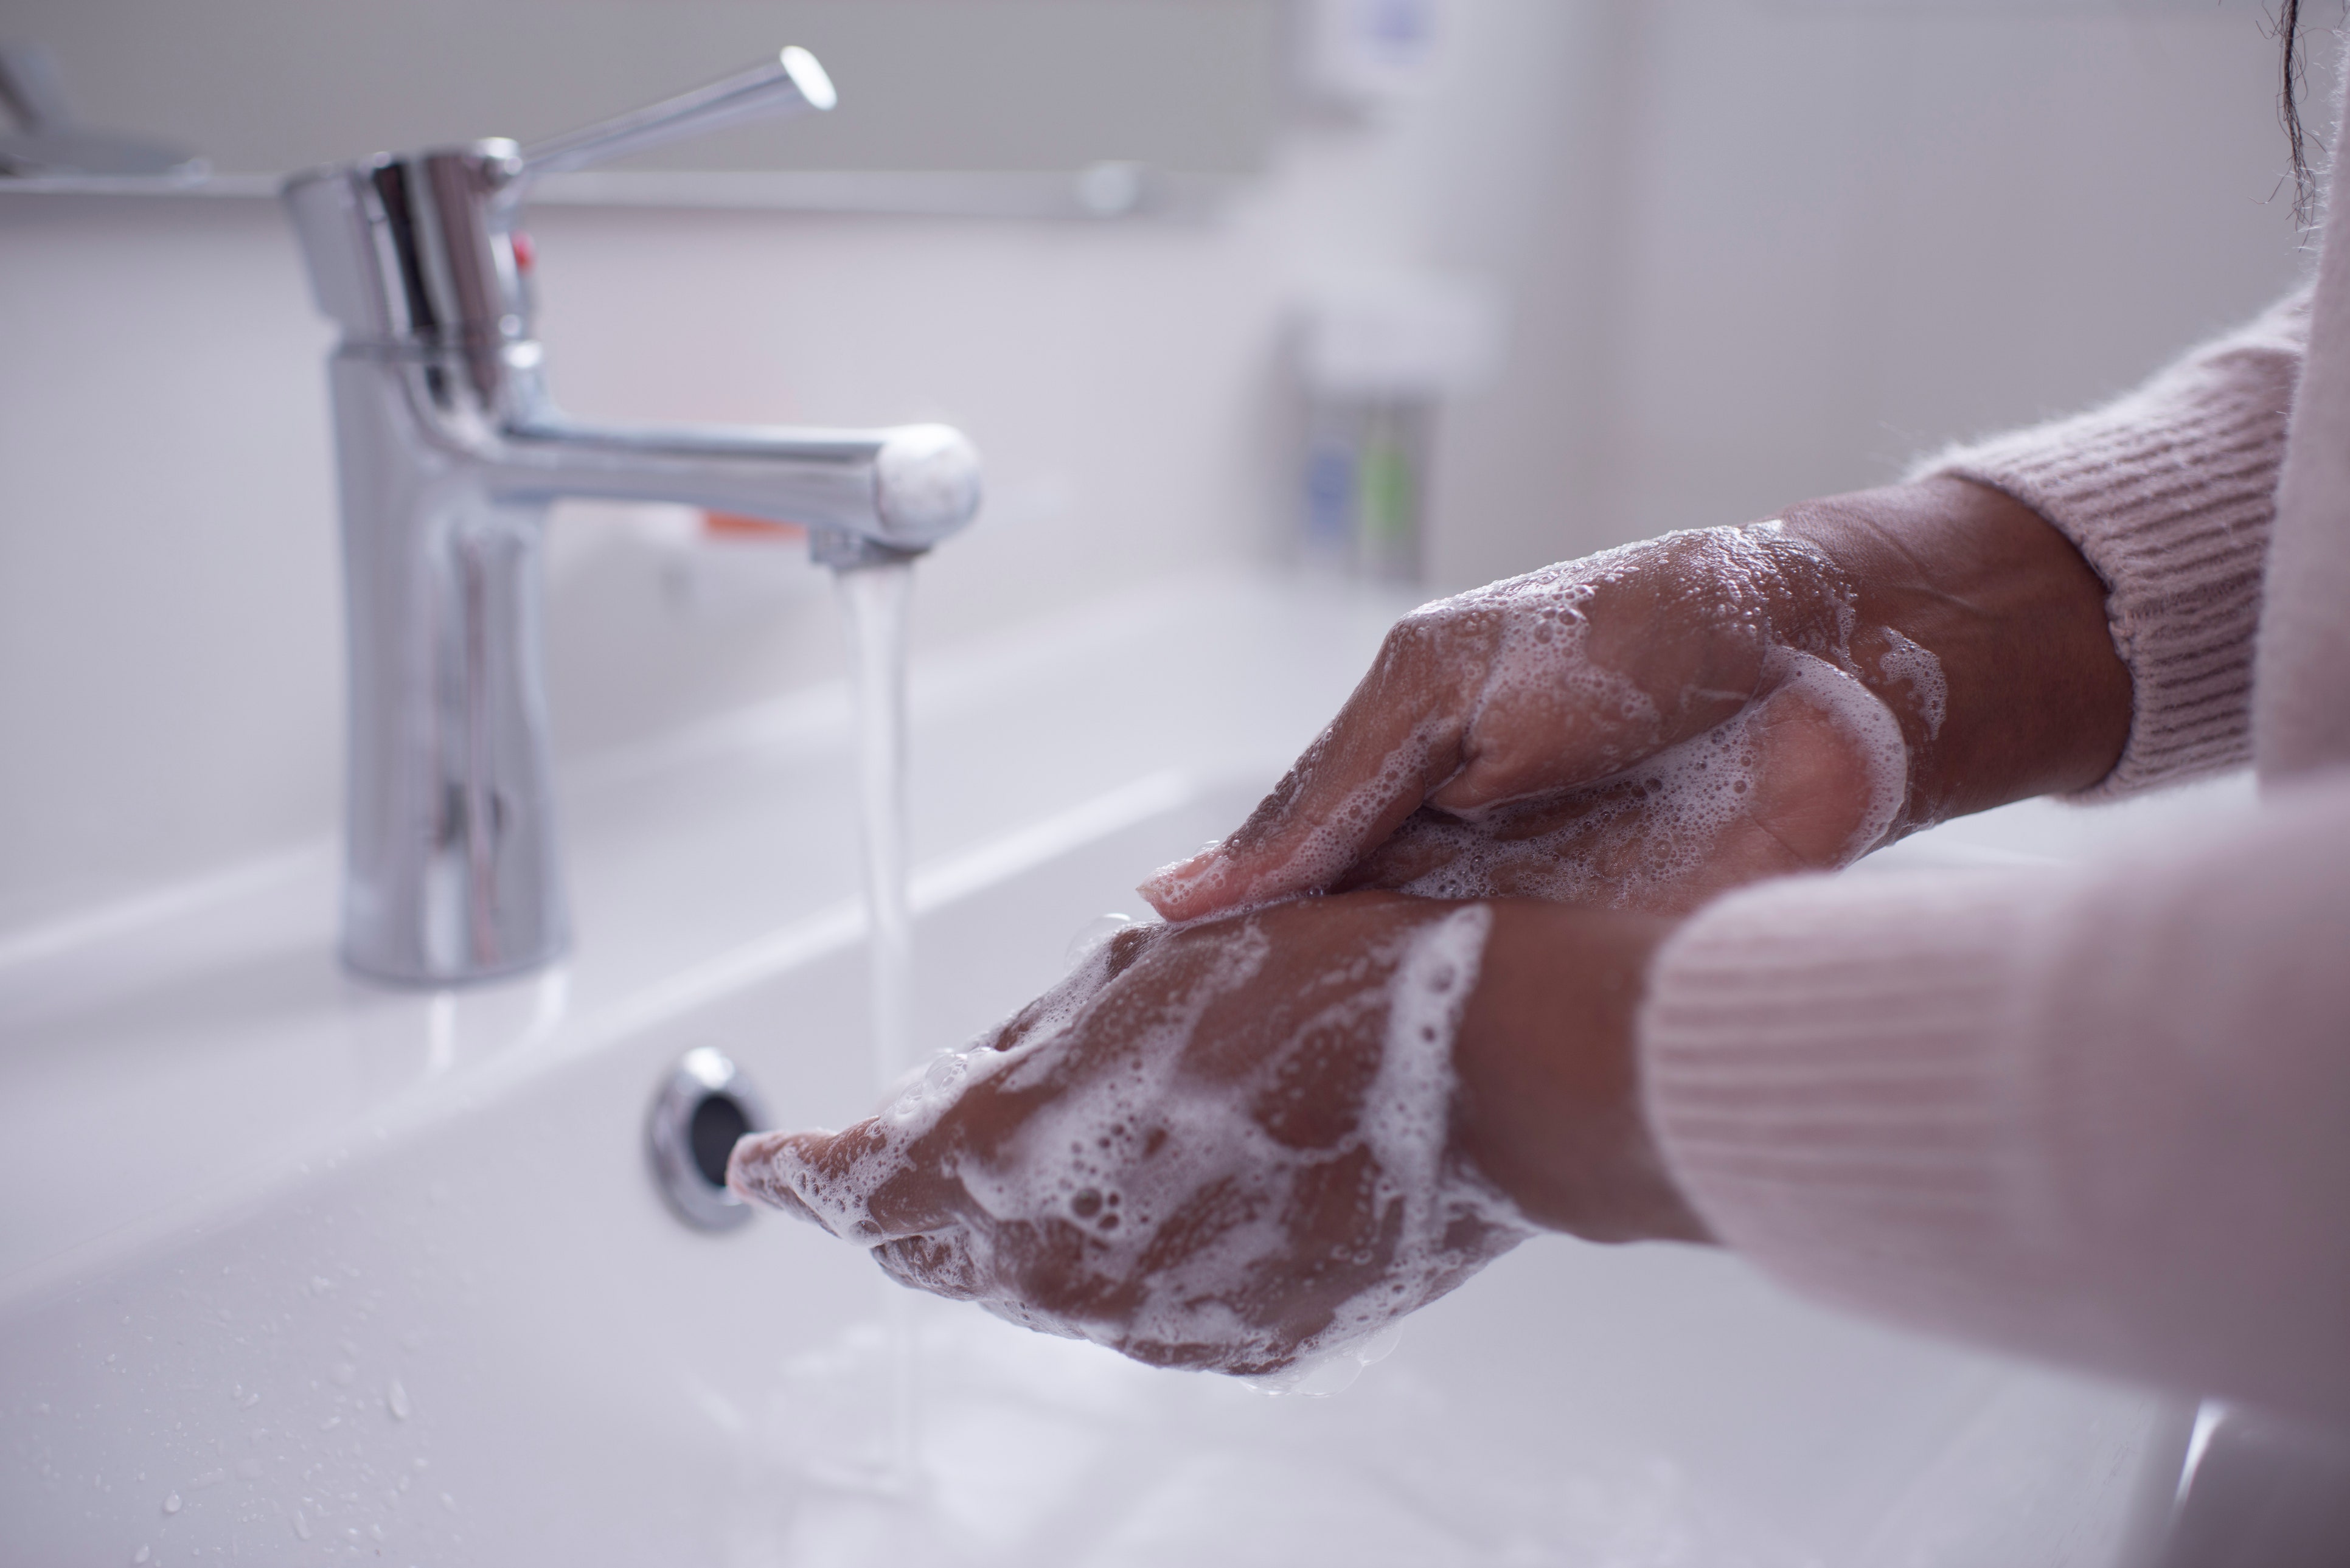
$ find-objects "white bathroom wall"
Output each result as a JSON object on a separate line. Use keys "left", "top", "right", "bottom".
{"left": 0, "top": 0, "right": 2317, "bottom": 936}
{"left": 1424, "top": 0, "right": 2315, "bottom": 588}
{"left": 0, "top": 93, "right": 1438, "bottom": 929}
{"left": 0, "top": 198, "right": 343, "bottom": 929}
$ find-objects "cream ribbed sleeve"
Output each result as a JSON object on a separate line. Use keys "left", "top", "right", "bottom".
{"left": 1635, "top": 288, "right": 2350, "bottom": 1417}
{"left": 1640, "top": 771, "right": 2350, "bottom": 1419}
{"left": 1916, "top": 289, "right": 2308, "bottom": 797}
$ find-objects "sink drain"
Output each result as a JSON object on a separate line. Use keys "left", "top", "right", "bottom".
{"left": 647, "top": 1047, "right": 771, "bottom": 1232}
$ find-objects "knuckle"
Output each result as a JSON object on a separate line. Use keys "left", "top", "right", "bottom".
{"left": 1382, "top": 609, "right": 1451, "bottom": 665}
{"left": 1103, "top": 924, "right": 1162, "bottom": 978}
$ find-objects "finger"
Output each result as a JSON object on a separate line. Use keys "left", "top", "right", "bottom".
{"left": 1607, "top": 660, "right": 1908, "bottom": 914}
{"left": 1329, "top": 807, "right": 1473, "bottom": 895}
{"left": 983, "top": 920, "right": 1171, "bottom": 1060}
{"left": 872, "top": 1230, "right": 987, "bottom": 1302}
{"left": 1337, "top": 827, "right": 1570, "bottom": 902}
{"left": 1139, "top": 626, "right": 1474, "bottom": 920}
{"left": 1419, "top": 634, "right": 1740, "bottom": 819}
{"left": 1714, "top": 661, "right": 1907, "bottom": 876}
{"left": 1336, "top": 793, "right": 1634, "bottom": 903}
{"left": 728, "top": 1121, "right": 966, "bottom": 1241}
{"left": 727, "top": 1129, "right": 834, "bottom": 1226}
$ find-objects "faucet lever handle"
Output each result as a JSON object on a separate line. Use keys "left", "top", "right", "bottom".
{"left": 518, "top": 46, "right": 836, "bottom": 181}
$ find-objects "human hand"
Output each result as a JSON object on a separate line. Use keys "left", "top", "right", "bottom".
{"left": 1141, "top": 478, "right": 2129, "bottom": 919}
{"left": 729, "top": 893, "right": 1694, "bottom": 1379}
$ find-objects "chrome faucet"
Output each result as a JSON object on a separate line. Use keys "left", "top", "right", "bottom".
{"left": 283, "top": 49, "right": 981, "bottom": 987}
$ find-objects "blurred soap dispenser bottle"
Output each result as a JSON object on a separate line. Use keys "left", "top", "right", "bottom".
{"left": 1295, "top": 0, "right": 1448, "bottom": 111}
{"left": 1294, "top": 271, "right": 1500, "bottom": 582}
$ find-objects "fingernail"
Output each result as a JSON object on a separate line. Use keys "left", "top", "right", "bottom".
{"left": 724, "top": 1131, "right": 772, "bottom": 1196}
{"left": 1132, "top": 851, "right": 1231, "bottom": 912}
{"left": 726, "top": 1132, "right": 808, "bottom": 1215}
{"left": 1136, "top": 847, "right": 1220, "bottom": 909}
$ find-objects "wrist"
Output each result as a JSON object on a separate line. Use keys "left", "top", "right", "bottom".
{"left": 1780, "top": 476, "right": 2130, "bottom": 823}
{"left": 1450, "top": 900, "right": 1712, "bottom": 1245}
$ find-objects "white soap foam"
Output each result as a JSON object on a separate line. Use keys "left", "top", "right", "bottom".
{"left": 1775, "top": 647, "right": 1909, "bottom": 861}
{"left": 1242, "top": 905, "right": 1531, "bottom": 1389}
{"left": 737, "top": 904, "right": 1529, "bottom": 1381}
{"left": 1874, "top": 629, "right": 1948, "bottom": 742}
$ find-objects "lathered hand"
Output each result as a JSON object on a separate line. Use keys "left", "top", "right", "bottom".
{"left": 731, "top": 894, "right": 1537, "bottom": 1379}
{"left": 1141, "top": 478, "right": 2129, "bottom": 920}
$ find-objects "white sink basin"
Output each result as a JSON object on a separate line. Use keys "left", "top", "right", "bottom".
{"left": 1, "top": 574, "right": 2225, "bottom": 1565}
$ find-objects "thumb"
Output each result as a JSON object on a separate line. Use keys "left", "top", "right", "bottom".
{"left": 1736, "top": 652, "right": 1908, "bottom": 870}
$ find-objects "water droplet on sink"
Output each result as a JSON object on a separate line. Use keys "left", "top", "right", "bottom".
{"left": 331, "top": 1363, "right": 356, "bottom": 1386}
{"left": 133, "top": 1547, "right": 150, "bottom": 1564}
{"left": 440, "top": 1491, "right": 458, "bottom": 1513}
{"left": 161, "top": 1493, "right": 180, "bottom": 1515}
{"left": 293, "top": 1512, "right": 310, "bottom": 1541}
{"left": 386, "top": 1379, "right": 410, "bottom": 1421}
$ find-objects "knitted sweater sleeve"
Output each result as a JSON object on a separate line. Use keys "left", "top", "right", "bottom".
{"left": 1640, "top": 771, "right": 2350, "bottom": 1420}
{"left": 1914, "top": 288, "right": 2308, "bottom": 797}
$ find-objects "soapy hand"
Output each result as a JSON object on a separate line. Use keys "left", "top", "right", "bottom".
{"left": 1142, "top": 518, "right": 1924, "bottom": 920}
{"left": 1141, "top": 476, "right": 2127, "bottom": 921}
{"left": 728, "top": 478, "right": 2126, "bottom": 1381}
{"left": 731, "top": 893, "right": 1546, "bottom": 1381}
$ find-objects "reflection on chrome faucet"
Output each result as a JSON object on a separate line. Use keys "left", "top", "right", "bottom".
{"left": 282, "top": 48, "right": 982, "bottom": 987}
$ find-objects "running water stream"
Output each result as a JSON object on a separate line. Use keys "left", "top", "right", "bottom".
{"left": 841, "top": 560, "right": 917, "bottom": 1091}
{"left": 836, "top": 557, "right": 923, "bottom": 1491}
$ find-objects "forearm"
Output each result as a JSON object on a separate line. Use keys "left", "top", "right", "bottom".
{"left": 1448, "top": 900, "right": 1708, "bottom": 1245}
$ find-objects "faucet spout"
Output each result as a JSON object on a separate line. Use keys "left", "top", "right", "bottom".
{"left": 496, "top": 415, "right": 982, "bottom": 558}
{"left": 283, "top": 52, "right": 981, "bottom": 986}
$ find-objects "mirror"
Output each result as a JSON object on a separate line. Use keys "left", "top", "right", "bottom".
{"left": 1, "top": 0, "right": 1281, "bottom": 197}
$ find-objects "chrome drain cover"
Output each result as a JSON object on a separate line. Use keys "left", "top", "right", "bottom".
{"left": 647, "top": 1047, "right": 771, "bottom": 1232}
